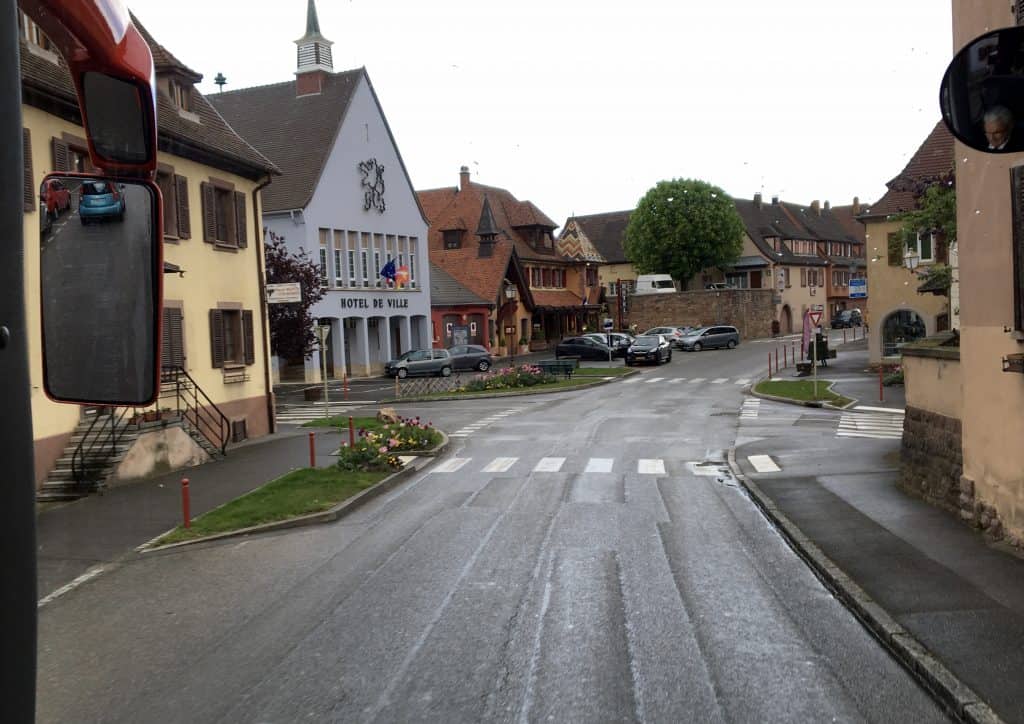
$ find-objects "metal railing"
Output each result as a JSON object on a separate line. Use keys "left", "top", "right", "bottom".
{"left": 160, "top": 366, "right": 231, "bottom": 455}
{"left": 71, "top": 406, "right": 133, "bottom": 488}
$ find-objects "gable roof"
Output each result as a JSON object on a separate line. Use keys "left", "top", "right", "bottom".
{"left": 863, "top": 121, "right": 955, "bottom": 219}
{"left": 566, "top": 210, "right": 633, "bottom": 263}
{"left": 210, "top": 69, "right": 428, "bottom": 221}
{"left": 19, "top": 22, "right": 277, "bottom": 180}
{"left": 429, "top": 263, "right": 493, "bottom": 307}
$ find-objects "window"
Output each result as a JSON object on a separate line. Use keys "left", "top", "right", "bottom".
{"left": 800, "top": 268, "right": 807, "bottom": 287}
{"left": 209, "top": 309, "right": 255, "bottom": 367}
{"left": 374, "top": 251, "right": 382, "bottom": 287}
{"left": 168, "top": 79, "right": 191, "bottom": 111}
{"left": 725, "top": 272, "right": 748, "bottom": 289}
{"left": 334, "top": 230, "right": 345, "bottom": 287}
{"left": 319, "top": 229, "right": 329, "bottom": 287}
{"left": 608, "top": 281, "right": 618, "bottom": 296}
{"left": 348, "top": 231, "right": 359, "bottom": 287}
{"left": 531, "top": 268, "right": 542, "bottom": 287}
{"left": 51, "top": 137, "right": 94, "bottom": 174}
{"left": 542, "top": 269, "right": 551, "bottom": 287}
{"left": 360, "top": 248, "right": 369, "bottom": 287}
{"left": 409, "top": 251, "right": 417, "bottom": 288}
{"left": 887, "top": 232, "right": 903, "bottom": 266}
{"left": 443, "top": 230, "right": 462, "bottom": 249}
{"left": 18, "top": 11, "right": 57, "bottom": 53}
{"left": 201, "top": 181, "right": 247, "bottom": 248}
{"left": 1011, "top": 166, "right": 1024, "bottom": 330}
{"left": 911, "top": 231, "right": 935, "bottom": 262}
{"left": 156, "top": 169, "right": 190, "bottom": 240}
{"left": 784, "top": 268, "right": 791, "bottom": 288}
{"left": 586, "top": 266, "right": 598, "bottom": 286}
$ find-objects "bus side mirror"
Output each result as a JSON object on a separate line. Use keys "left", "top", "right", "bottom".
{"left": 940, "top": 25, "right": 1024, "bottom": 154}
{"left": 40, "top": 174, "right": 162, "bottom": 405}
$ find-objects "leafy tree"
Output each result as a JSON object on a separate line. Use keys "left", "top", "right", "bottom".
{"left": 264, "top": 231, "right": 325, "bottom": 361}
{"left": 894, "top": 182, "right": 956, "bottom": 297}
{"left": 624, "top": 178, "right": 745, "bottom": 286}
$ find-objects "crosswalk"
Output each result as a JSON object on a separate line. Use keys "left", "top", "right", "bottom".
{"left": 837, "top": 408, "right": 905, "bottom": 440}
{"left": 449, "top": 408, "right": 525, "bottom": 437}
{"left": 275, "top": 400, "right": 372, "bottom": 425}
{"left": 622, "top": 376, "right": 751, "bottom": 386}
{"left": 426, "top": 455, "right": 689, "bottom": 475}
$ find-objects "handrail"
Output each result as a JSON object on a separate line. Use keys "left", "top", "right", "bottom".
{"left": 160, "top": 366, "right": 230, "bottom": 455}
{"left": 71, "top": 406, "right": 133, "bottom": 488}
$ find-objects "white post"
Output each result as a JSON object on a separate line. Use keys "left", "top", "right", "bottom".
{"left": 315, "top": 324, "right": 330, "bottom": 419}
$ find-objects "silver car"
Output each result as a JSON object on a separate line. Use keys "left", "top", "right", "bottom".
{"left": 385, "top": 349, "right": 453, "bottom": 378}
{"left": 679, "top": 326, "right": 740, "bottom": 351}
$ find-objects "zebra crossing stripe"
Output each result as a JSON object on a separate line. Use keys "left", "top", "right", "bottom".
{"left": 645, "top": 378, "right": 664, "bottom": 383}
{"left": 622, "top": 378, "right": 641, "bottom": 384}
{"left": 688, "top": 378, "right": 706, "bottom": 384}
{"left": 433, "top": 457, "right": 470, "bottom": 473}
{"left": 748, "top": 454, "right": 781, "bottom": 472}
{"left": 735, "top": 379, "right": 750, "bottom": 385}
{"left": 637, "top": 459, "right": 666, "bottom": 475}
{"left": 668, "top": 378, "right": 684, "bottom": 384}
{"left": 711, "top": 378, "right": 728, "bottom": 384}
{"left": 585, "top": 458, "right": 614, "bottom": 473}
{"left": 482, "top": 457, "right": 518, "bottom": 472}
{"left": 534, "top": 457, "right": 566, "bottom": 472}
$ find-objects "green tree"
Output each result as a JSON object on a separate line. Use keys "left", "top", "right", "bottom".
{"left": 624, "top": 178, "right": 745, "bottom": 286}
{"left": 894, "top": 182, "right": 956, "bottom": 296}
{"left": 264, "top": 232, "right": 325, "bottom": 362}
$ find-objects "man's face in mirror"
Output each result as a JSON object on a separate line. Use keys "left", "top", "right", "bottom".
{"left": 984, "top": 117, "right": 1011, "bottom": 149}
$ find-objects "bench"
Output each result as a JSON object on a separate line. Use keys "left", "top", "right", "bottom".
{"left": 536, "top": 358, "right": 577, "bottom": 379}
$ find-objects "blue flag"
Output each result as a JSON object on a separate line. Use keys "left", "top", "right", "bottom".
{"left": 380, "top": 258, "right": 397, "bottom": 281}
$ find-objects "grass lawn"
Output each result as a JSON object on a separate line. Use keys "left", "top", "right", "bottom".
{"left": 155, "top": 467, "right": 388, "bottom": 546}
{"left": 576, "top": 366, "right": 631, "bottom": 377}
{"left": 305, "top": 415, "right": 390, "bottom": 429}
{"left": 754, "top": 379, "right": 853, "bottom": 407}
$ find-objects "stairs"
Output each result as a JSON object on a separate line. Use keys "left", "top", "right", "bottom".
{"left": 36, "top": 408, "right": 138, "bottom": 502}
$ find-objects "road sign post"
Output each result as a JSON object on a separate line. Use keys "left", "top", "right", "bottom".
{"left": 314, "top": 323, "right": 330, "bottom": 419}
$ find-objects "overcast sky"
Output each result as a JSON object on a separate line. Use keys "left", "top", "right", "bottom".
{"left": 128, "top": 0, "right": 953, "bottom": 228}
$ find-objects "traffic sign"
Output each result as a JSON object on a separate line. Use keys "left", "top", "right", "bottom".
{"left": 849, "top": 278, "right": 867, "bottom": 298}
{"left": 809, "top": 311, "right": 822, "bottom": 326}
{"left": 266, "top": 282, "right": 301, "bottom": 304}
{"left": 603, "top": 318, "right": 614, "bottom": 330}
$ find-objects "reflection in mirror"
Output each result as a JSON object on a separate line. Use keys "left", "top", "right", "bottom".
{"left": 941, "top": 25, "right": 1024, "bottom": 154}
{"left": 82, "top": 72, "right": 150, "bottom": 164}
{"left": 40, "top": 175, "right": 160, "bottom": 405}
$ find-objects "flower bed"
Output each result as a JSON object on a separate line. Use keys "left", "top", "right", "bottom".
{"left": 337, "top": 415, "right": 442, "bottom": 472}
{"left": 460, "top": 364, "right": 556, "bottom": 392}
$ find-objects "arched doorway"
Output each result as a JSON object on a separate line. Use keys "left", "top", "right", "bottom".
{"left": 882, "top": 310, "right": 927, "bottom": 356}
{"left": 781, "top": 305, "right": 793, "bottom": 335}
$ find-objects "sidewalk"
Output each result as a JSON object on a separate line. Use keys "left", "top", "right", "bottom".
{"left": 36, "top": 426, "right": 343, "bottom": 602}
{"left": 734, "top": 341, "right": 1023, "bottom": 723}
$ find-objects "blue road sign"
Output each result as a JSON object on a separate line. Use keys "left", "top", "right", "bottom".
{"left": 849, "top": 278, "right": 867, "bottom": 298}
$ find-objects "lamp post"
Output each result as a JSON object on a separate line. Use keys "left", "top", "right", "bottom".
{"left": 314, "top": 321, "right": 330, "bottom": 419}
{"left": 904, "top": 249, "right": 921, "bottom": 273}
{"left": 505, "top": 284, "right": 518, "bottom": 368}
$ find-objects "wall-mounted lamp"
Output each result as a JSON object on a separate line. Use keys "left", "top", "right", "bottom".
{"left": 904, "top": 250, "right": 920, "bottom": 272}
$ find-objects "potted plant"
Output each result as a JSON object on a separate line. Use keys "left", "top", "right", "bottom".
{"left": 518, "top": 336, "right": 530, "bottom": 354}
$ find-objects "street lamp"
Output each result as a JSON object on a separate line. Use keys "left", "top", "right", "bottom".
{"left": 904, "top": 249, "right": 920, "bottom": 272}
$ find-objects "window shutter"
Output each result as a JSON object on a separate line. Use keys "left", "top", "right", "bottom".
{"left": 23, "top": 128, "right": 34, "bottom": 212}
{"left": 800, "top": 268, "right": 806, "bottom": 287}
{"left": 887, "top": 232, "right": 903, "bottom": 266}
{"left": 51, "top": 137, "right": 69, "bottom": 172}
{"left": 242, "top": 309, "right": 255, "bottom": 365}
{"left": 209, "top": 309, "right": 225, "bottom": 368}
{"left": 175, "top": 175, "right": 191, "bottom": 239}
{"left": 1018, "top": 2, "right": 1024, "bottom": 25}
{"left": 1012, "top": 167, "right": 1024, "bottom": 330}
{"left": 234, "top": 191, "right": 247, "bottom": 248}
{"left": 201, "top": 182, "right": 216, "bottom": 243}
{"left": 162, "top": 307, "right": 185, "bottom": 368}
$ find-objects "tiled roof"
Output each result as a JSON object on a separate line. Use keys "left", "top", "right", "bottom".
{"left": 829, "top": 203, "right": 869, "bottom": 243}
{"left": 132, "top": 15, "right": 201, "bottom": 82}
{"left": 733, "top": 198, "right": 826, "bottom": 266}
{"left": 568, "top": 210, "right": 633, "bottom": 263}
{"left": 781, "top": 203, "right": 859, "bottom": 244}
{"left": 210, "top": 70, "right": 363, "bottom": 211}
{"left": 531, "top": 289, "right": 587, "bottom": 308}
{"left": 418, "top": 175, "right": 576, "bottom": 308}
{"left": 19, "top": 26, "right": 276, "bottom": 179}
{"left": 864, "top": 121, "right": 955, "bottom": 219}
{"left": 429, "top": 263, "right": 492, "bottom": 307}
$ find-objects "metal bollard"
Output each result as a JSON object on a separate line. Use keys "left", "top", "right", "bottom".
{"left": 181, "top": 477, "right": 191, "bottom": 528}
{"left": 308, "top": 431, "right": 316, "bottom": 467}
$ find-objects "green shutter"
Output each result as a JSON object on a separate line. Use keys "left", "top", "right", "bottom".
{"left": 209, "top": 309, "right": 225, "bottom": 368}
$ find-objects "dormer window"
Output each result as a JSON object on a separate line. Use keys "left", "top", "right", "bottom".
{"left": 169, "top": 79, "right": 191, "bottom": 111}
{"left": 443, "top": 230, "right": 463, "bottom": 249}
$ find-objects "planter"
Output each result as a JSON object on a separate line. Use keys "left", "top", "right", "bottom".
{"left": 529, "top": 340, "right": 548, "bottom": 352}
{"left": 519, "top": 346, "right": 530, "bottom": 355}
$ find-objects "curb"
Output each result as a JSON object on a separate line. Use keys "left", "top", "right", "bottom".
{"left": 139, "top": 432, "right": 451, "bottom": 552}
{"left": 749, "top": 376, "right": 859, "bottom": 411}
{"left": 377, "top": 370, "right": 637, "bottom": 404}
{"left": 726, "top": 447, "right": 1004, "bottom": 724}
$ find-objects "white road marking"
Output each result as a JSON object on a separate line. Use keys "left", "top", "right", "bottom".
{"left": 734, "top": 378, "right": 751, "bottom": 385}
{"left": 398, "top": 456, "right": 418, "bottom": 466}
{"left": 853, "top": 405, "right": 906, "bottom": 415}
{"left": 748, "top": 454, "right": 781, "bottom": 473}
{"left": 711, "top": 378, "right": 728, "bottom": 384}
{"left": 38, "top": 564, "right": 107, "bottom": 608}
{"left": 668, "top": 378, "right": 684, "bottom": 384}
{"left": 645, "top": 377, "right": 665, "bottom": 384}
{"left": 433, "top": 457, "right": 471, "bottom": 473}
{"left": 687, "top": 378, "right": 706, "bottom": 384}
{"left": 622, "top": 378, "right": 641, "bottom": 384}
{"left": 585, "top": 458, "right": 615, "bottom": 473}
{"left": 637, "top": 459, "right": 666, "bottom": 475}
{"left": 534, "top": 457, "right": 566, "bottom": 472}
{"left": 482, "top": 457, "right": 518, "bottom": 473}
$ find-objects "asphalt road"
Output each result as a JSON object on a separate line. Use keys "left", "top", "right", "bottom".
{"left": 37, "top": 334, "right": 945, "bottom": 722}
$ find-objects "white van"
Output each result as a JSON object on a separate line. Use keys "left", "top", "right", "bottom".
{"left": 633, "top": 274, "right": 677, "bottom": 295}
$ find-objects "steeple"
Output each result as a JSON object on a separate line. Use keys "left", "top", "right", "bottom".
{"left": 477, "top": 196, "right": 499, "bottom": 258}
{"left": 294, "top": 0, "right": 333, "bottom": 96}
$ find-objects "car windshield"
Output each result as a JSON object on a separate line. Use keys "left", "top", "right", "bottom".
{"left": 633, "top": 336, "right": 659, "bottom": 347}
{"left": 82, "top": 181, "right": 111, "bottom": 195}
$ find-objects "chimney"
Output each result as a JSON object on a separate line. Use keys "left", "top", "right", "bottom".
{"left": 459, "top": 165, "right": 471, "bottom": 192}
{"left": 811, "top": 200, "right": 820, "bottom": 216}
{"left": 771, "top": 195, "right": 779, "bottom": 205}
{"left": 295, "top": 0, "right": 333, "bottom": 97}
{"left": 753, "top": 192, "right": 762, "bottom": 209}
{"left": 824, "top": 200, "right": 830, "bottom": 212}
{"left": 852, "top": 196, "right": 861, "bottom": 215}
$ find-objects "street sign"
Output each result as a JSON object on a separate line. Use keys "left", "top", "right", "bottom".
{"left": 811, "top": 304, "right": 825, "bottom": 311}
{"left": 809, "top": 311, "right": 822, "bottom": 326}
{"left": 266, "top": 282, "right": 301, "bottom": 304}
{"left": 849, "top": 278, "right": 867, "bottom": 298}
{"left": 603, "top": 318, "right": 614, "bottom": 330}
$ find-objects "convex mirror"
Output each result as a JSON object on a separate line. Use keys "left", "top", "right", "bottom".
{"left": 39, "top": 173, "right": 162, "bottom": 405}
{"left": 940, "top": 25, "right": 1024, "bottom": 153}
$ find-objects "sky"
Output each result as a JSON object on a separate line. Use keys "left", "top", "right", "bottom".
{"left": 126, "top": 0, "right": 953, "bottom": 229}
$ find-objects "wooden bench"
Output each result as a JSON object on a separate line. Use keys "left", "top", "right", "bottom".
{"left": 536, "top": 359, "right": 577, "bottom": 379}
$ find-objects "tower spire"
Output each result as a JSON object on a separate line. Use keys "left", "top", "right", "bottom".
{"left": 295, "top": 0, "right": 333, "bottom": 96}
{"left": 305, "top": 0, "right": 321, "bottom": 35}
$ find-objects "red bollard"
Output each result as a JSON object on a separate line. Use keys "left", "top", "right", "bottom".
{"left": 768, "top": 352, "right": 772, "bottom": 380}
{"left": 308, "top": 431, "right": 316, "bottom": 467}
{"left": 181, "top": 477, "right": 191, "bottom": 528}
{"left": 349, "top": 416, "right": 355, "bottom": 448}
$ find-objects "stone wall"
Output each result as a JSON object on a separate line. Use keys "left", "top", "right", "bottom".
{"left": 628, "top": 289, "right": 775, "bottom": 340}
{"left": 899, "top": 406, "right": 963, "bottom": 511}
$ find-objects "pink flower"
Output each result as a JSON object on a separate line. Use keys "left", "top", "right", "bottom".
{"left": 378, "top": 446, "right": 388, "bottom": 454}
{"left": 388, "top": 437, "right": 400, "bottom": 447}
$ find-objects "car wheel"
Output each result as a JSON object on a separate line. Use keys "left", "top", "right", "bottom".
{"left": 477, "top": 360, "right": 491, "bottom": 372}
{"left": 439, "top": 366, "right": 452, "bottom": 378}
{"left": 727, "top": 340, "right": 737, "bottom": 349}
{"left": 667, "top": 351, "right": 673, "bottom": 362}
{"left": 397, "top": 368, "right": 408, "bottom": 379}
{"left": 693, "top": 342, "right": 703, "bottom": 352}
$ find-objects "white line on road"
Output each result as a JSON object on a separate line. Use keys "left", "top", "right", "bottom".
{"left": 622, "top": 378, "right": 641, "bottom": 384}
{"left": 645, "top": 378, "right": 664, "bottom": 384}
{"left": 668, "top": 378, "right": 684, "bottom": 384}
{"left": 853, "top": 405, "right": 906, "bottom": 414}
{"left": 482, "top": 457, "right": 518, "bottom": 472}
{"left": 734, "top": 378, "right": 751, "bottom": 385}
{"left": 534, "top": 457, "right": 566, "bottom": 472}
{"left": 433, "top": 457, "right": 471, "bottom": 473}
{"left": 747, "top": 454, "right": 781, "bottom": 473}
{"left": 688, "top": 378, "right": 706, "bottom": 384}
{"left": 711, "top": 378, "right": 728, "bottom": 384}
{"left": 637, "top": 459, "right": 666, "bottom": 475}
{"left": 585, "top": 458, "right": 615, "bottom": 473}
{"left": 38, "top": 564, "right": 107, "bottom": 608}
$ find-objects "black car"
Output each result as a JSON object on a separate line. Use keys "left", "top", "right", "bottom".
{"left": 555, "top": 336, "right": 614, "bottom": 361}
{"left": 625, "top": 335, "right": 672, "bottom": 365}
{"left": 583, "top": 332, "right": 633, "bottom": 358}
{"left": 831, "top": 309, "right": 863, "bottom": 329}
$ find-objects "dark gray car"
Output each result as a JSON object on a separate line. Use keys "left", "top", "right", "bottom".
{"left": 680, "top": 325, "right": 740, "bottom": 351}
{"left": 448, "top": 344, "right": 493, "bottom": 371}
{"left": 385, "top": 349, "right": 453, "bottom": 378}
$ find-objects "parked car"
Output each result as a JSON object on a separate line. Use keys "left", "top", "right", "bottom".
{"left": 40, "top": 178, "right": 71, "bottom": 218}
{"left": 448, "top": 344, "right": 492, "bottom": 371}
{"left": 79, "top": 179, "right": 126, "bottom": 224}
{"left": 583, "top": 332, "right": 633, "bottom": 357}
{"left": 384, "top": 349, "right": 453, "bottom": 378}
{"left": 679, "top": 325, "right": 741, "bottom": 351}
{"left": 625, "top": 334, "right": 672, "bottom": 365}
{"left": 642, "top": 326, "right": 688, "bottom": 349}
{"left": 554, "top": 336, "right": 614, "bottom": 361}
{"left": 831, "top": 309, "right": 863, "bottom": 329}
{"left": 633, "top": 274, "right": 676, "bottom": 295}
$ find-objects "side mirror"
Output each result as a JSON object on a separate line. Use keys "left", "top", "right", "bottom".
{"left": 940, "top": 25, "right": 1024, "bottom": 154}
{"left": 40, "top": 174, "right": 162, "bottom": 405}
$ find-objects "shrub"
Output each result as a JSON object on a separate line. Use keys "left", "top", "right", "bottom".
{"left": 337, "top": 415, "right": 442, "bottom": 471}
{"left": 461, "top": 364, "right": 555, "bottom": 392}
{"left": 883, "top": 365, "right": 904, "bottom": 386}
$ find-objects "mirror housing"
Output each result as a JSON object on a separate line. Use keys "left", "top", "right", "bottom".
{"left": 39, "top": 174, "right": 162, "bottom": 405}
{"left": 940, "top": 25, "right": 1024, "bottom": 154}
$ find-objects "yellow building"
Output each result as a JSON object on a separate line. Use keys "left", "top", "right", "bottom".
{"left": 19, "top": 13, "right": 278, "bottom": 496}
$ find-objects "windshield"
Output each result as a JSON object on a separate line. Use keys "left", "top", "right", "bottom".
{"left": 633, "top": 336, "right": 659, "bottom": 347}
{"left": 81, "top": 181, "right": 111, "bottom": 195}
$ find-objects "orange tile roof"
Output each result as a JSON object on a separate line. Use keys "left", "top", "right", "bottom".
{"left": 865, "top": 122, "right": 954, "bottom": 218}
